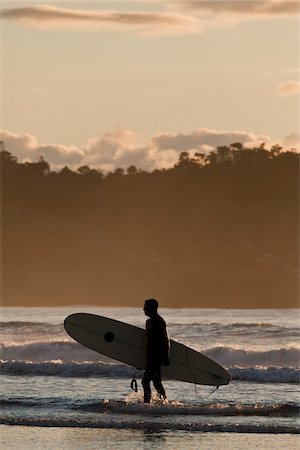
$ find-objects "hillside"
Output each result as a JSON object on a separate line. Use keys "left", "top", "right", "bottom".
{"left": 1, "top": 144, "right": 299, "bottom": 307}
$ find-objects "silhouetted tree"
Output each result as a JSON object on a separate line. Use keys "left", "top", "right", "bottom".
{"left": 127, "top": 165, "right": 138, "bottom": 175}
{"left": 270, "top": 144, "right": 283, "bottom": 157}
{"left": 78, "top": 165, "right": 91, "bottom": 175}
{"left": 0, "top": 148, "right": 18, "bottom": 170}
{"left": 216, "top": 145, "right": 231, "bottom": 163}
{"left": 24, "top": 156, "right": 50, "bottom": 177}
{"left": 192, "top": 152, "right": 206, "bottom": 166}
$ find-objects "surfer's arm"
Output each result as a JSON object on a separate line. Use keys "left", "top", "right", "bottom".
{"left": 163, "top": 335, "right": 170, "bottom": 365}
{"left": 161, "top": 321, "right": 170, "bottom": 365}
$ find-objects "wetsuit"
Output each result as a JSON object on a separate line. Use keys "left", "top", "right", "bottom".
{"left": 142, "top": 313, "right": 170, "bottom": 403}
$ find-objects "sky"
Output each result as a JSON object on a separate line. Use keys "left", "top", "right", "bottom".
{"left": 0, "top": 0, "right": 299, "bottom": 172}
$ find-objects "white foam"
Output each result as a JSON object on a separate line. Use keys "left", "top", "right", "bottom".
{"left": 1, "top": 360, "right": 299, "bottom": 383}
{"left": 0, "top": 341, "right": 105, "bottom": 363}
{"left": 204, "top": 345, "right": 300, "bottom": 368}
{"left": 0, "top": 360, "right": 137, "bottom": 377}
{"left": 1, "top": 341, "right": 299, "bottom": 367}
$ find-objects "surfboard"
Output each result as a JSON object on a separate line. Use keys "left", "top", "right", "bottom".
{"left": 64, "top": 313, "right": 230, "bottom": 386}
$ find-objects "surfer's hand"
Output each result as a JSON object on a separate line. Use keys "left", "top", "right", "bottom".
{"left": 162, "top": 357, "right": 170, "bottom": 366}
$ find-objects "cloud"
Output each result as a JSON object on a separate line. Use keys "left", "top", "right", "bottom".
{"left": 0, "top": 130, "right": 83, "bottom": 168}
{"left": 28, "top": 86, "right": 53, "bottom": 97}
{"left": 0, "top": 130, "right": 37, "bottom": 160}
{"left": 180, "top": 0, "right": 300, "bottom": 16}
{"left": 0, "top": 5, "right": 199, "bottom": 35}
{"left": 262, "top": 67, "right": 300, "bottom": 77}
{"left": 283, "top": 67, "right": 300, "bottom": 75}
{"left": 151, "top": 128, "right": 270, "bottom": 152}
{"left": 174, "top": 0, "right": 300, "bottom": 31}
{"left": 36, "top": 144, "right": 84, "bottom": 165}
{"left": 2, "top": 2, "right": 297, "bottom": 37}
{"left": 2, "top": 127, "right": 290, "bottom": 172}
{"left": 281, "top": 133, "right": 300, "bottom": 149}
{"left": 276, "top": 80, "right": 300, "bottom": 96}
{"left": 83, "top": 129, "right": 149, "bottom": 169}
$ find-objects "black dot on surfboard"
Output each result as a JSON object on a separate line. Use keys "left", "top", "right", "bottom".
{"left": 104, "top": 332, "right": 114, "bottom": 342}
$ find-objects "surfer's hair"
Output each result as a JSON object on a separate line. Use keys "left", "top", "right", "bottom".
{"left": 145, "top": 298, "right": 159, "bottom": 311}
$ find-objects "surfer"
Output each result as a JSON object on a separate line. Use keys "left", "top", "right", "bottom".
{"left": 142, "top": 298, "right": 170, "bottom": 403}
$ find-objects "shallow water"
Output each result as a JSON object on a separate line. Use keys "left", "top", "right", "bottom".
{"left": 1, "top": 307, "right": 299, "bottom": 448}
{"left": 2, "top": 427, "right": 300, "bottom": 450}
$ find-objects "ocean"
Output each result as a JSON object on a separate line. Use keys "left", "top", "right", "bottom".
{"left": 1, "top": 307, "right": 299, "bottom": 449}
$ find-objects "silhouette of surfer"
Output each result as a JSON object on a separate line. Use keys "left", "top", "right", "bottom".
{"left": 142, "top": 299, "right": 170, "bottom": 403}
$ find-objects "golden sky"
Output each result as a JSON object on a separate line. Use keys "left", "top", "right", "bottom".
{"left": 1, "top": 1, "right": 299, "bottom": 171}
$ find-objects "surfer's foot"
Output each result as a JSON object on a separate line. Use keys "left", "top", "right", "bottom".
{"left": 159, "top": 394, "right": 168, "bottom": 404}
{"left": 143, "top": 394, "right": 151, "bottom": 403}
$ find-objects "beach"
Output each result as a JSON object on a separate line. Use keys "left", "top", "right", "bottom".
{"left": 2, "top": 427, "right": 299, "bottom": 450}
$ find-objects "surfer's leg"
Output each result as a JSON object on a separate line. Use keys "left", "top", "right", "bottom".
{"left": 153, "top": 367, "right": 166, "bottom": 400}
{"left": 142, "top": 368, "right": 152, "bottom": 403}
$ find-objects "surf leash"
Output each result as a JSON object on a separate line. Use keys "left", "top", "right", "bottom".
{"left": 130, "top": 374, "right": 138, "bottom": 392}
{"left": 207, "top": 385, "right": 219, "bottom": 396}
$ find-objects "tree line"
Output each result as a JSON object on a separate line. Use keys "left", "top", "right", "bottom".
{"left": 1, "top": 143, "right": 299, "bottom": 308}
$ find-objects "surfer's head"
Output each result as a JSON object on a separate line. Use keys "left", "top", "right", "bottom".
{"left": 143, "top": 298, "right": 159, "bottom": 316}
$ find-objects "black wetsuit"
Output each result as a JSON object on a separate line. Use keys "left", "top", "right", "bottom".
{"left": 142, "top": 313, "right": 169, "bottom": 403}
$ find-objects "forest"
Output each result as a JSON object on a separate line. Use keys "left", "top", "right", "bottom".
{"left": 1, "top": 142, "right": 299, "bottom": 308}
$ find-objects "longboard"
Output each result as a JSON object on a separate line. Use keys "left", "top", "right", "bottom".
{"left": 64, "top": 313, "right": 230, "bottom": 386}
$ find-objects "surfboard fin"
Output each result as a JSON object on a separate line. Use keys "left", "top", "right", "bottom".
{"left": 130, "top": 374, "right": 138, "bottom": 392}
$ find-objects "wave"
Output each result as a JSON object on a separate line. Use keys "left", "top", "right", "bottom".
{"left": 168, "top": 323, "right": 300, "bottom": 341}
{"left": 77, "top": 398, "right": 300, "bottom": 417}
{"left": 169, "top": 321, "right": 296, "bottom": 331}
{"left": 0, "top": 360, "right": 135, "bottom": 378}
{"left": 0, "top": 416, "right": 298, "bottom": 433}
{"left": 2, "top": 340, "right": 299, "bottom": 367}
{"left": 0, "top": 321, "right": 54, "bottom": 328}
{"left": 1, "top": 397, "right": 299, "bottom": 418}
{"left": 204, "top": 345, "right": 300, "bottom": 368}
{"left": 0, "top": 341, "right": 103, "bottom": 363}
{"left": 0, "top": 320, "right": 291, "bottom": 328}
{"left": 1, "top": 360, "right": 299, "bottom": 383}
{"left": 229, "top": 367, "right": 300, "bottom": 384}
{"left": 0, "top": 322, "right": 62, "bottom": 332}
{"left": 1, "top": 320, "right": 298, "bottom": 337}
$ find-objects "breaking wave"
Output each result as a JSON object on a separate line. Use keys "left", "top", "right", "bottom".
{"left": 0, "top": 341, "right": 104, "bottom": 363}
{"left": 1, "top": 360, "right": 299, "bottom": 383}
{"left": 0, "top": 322, "right": 55, "bottom": 328}
{"left": 1, "top": 397, "right": 299, "bottom": 418}
{"left": 2, "top": 320, "right": 298, "bottom": 338}
{"left": 204, "top": 345, "right": 300, "bottom": 368}
{"left": 1, "top": 340, "right": 299, "bottom": 367}
{"left": 0, "top": 360, "right": 135, "bottom": 378}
